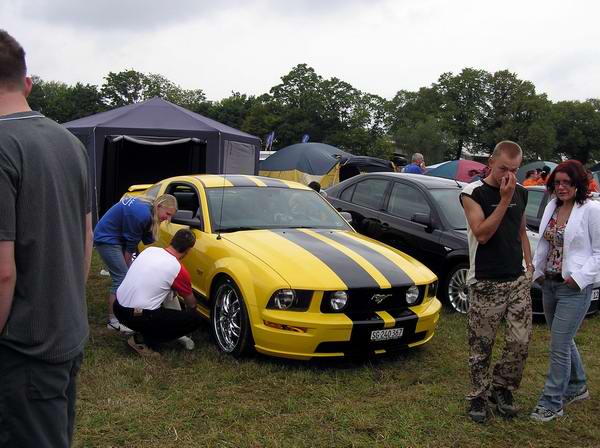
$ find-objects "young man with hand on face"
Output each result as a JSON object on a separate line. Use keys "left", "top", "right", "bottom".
{"left": 460, "top": 141, "right": 533, "bottom": 423}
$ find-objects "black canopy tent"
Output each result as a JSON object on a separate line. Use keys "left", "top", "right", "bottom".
{"left": 259, "top": 142, "right": 395, "bottom": 187}
{"left": 64, "top": 97, "right": 261, "bottom": 221}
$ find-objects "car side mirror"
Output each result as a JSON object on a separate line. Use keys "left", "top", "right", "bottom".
{"left": 340, "top": 211, "right": 353, "bottom": 224}
{"left": 411, "top": 212, "right": 432, "bottom": 227}
{"left": 172, "top": 210, "right": 202, "bottom": 228}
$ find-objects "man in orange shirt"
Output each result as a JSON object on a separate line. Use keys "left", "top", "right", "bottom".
{"left": 587, "top": 170, "right": 599, "bottom": 193}
{"left": 522, "top": 170, "right": 539, "bottom": 186}
{"left": 536, "top": 166, "right": 551, "bottom": 186}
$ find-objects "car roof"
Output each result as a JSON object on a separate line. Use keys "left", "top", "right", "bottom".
{"left": 334, "top": 172, "right": 466, "bottom": 189}
{"left": 182, "top": 174, "right": 310, "bottom": 190}
{"left": 525, "top": 185, "right": 546, "bottom": 191}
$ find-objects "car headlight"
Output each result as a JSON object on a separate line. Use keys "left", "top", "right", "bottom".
{"left": 406, "top": 285, "right": 419, "bottom": 305}
{"left": 267, "top": 290, "right": 312, "bottom": 311}
{"left": 330, "top": 291, "right": 348, "bottom": 311}
{"left": 272, "top": 289, "right": 296, "bottom": 309}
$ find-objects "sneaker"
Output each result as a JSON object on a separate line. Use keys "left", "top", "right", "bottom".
{"left": 127, "top": 335, "right": 160, "bottom": 357}
{"left": 530, "top": 405, "right": 563, "bottom": 422}
{"left": 468, "top": 396, "right": 488, "bottom": 423}
{"left": 177, "top": 336, "right": 195, "bottom": 351}
{"left": 107, "top": 319, "right": 134, "bottom": 334}
{"left": 490, "top": 386, "right": 518, "bottom": 417}
{"left": 564, "top": 387, "right": 589, "bottom": 406}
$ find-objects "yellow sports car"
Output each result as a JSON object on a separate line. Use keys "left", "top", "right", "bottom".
{"left": 139, "top": 174, "right": 441, "bottom": 360}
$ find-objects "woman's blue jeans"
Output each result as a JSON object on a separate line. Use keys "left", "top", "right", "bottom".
{"left": 95, "top": 243, "right": 128, "bottom": 294}
{"left": 537, "top": 279, "right": 591, "bottom": 411}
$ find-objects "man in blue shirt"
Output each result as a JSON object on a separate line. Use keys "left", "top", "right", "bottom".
{"left": 403, "top": 153, "right": 427, "bottom": 174}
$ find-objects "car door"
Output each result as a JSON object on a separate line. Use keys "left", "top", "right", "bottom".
{"left": 381, "top": 182, "right": 447, "bottom": 272}
{"left": 162, "top": 181, "right": 212, "bottom": 308}
{"left": 331, "top": 177, "right": 392, "bottom": 238}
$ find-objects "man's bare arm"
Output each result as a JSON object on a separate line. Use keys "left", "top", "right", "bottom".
{"left": 0, "top": 241, "right": 16, "bottom": 333}
{"left": 462, "top": 195, "right": 510, "bottom": 244}
{"left": 84, "top": 213, "right": 93, "bottom": 282}
{"left": 520, "top": 215, "right": 533, "bottom": 271}
{"left": 182, "top": 293, "right": 198, "bottom": 311}
{"left": 462, "top": 174, "right": 516, "bottom": 244}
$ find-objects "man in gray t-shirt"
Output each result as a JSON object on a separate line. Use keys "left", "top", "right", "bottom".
{"left": 0, "top": 30, "right": 92, "bottom": 447}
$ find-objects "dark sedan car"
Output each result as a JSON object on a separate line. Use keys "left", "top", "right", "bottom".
{"left": 327, "top": 173, "right": 470, "bottom": 313}
{"left": 327, "top": 173, "right": 599, "bottom": 316}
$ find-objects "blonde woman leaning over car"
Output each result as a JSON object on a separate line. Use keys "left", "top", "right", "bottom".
{"left": 93, "top": 194, "right": 177, "bottom": 333}
{"left": 530, "top": 160, "right": 600, "bottom": 422}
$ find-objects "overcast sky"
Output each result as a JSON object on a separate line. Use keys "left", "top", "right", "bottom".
{"left": 3, "top": 0, "right": 599, "bottom": 102}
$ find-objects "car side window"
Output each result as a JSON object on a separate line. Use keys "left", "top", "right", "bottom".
{"left": 165, "top": 183, "right": 204, "bottom": 230}
{"left": 387, "top": 182, "right": 430, "bottom": 219}
{"left": 144, "top": 183, "right": 162, "bottom": 200}
{"left": 525, "top": 190, "right": 544, "bottom": 220}
{"left": 340, "top": 184, "right": 356, "bottom": 202}
{"left": 351, "top": 179, "right": 389, "bottom": 210}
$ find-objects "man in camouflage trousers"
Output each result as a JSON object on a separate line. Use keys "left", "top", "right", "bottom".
{"left": 461, "top": 141, "right": 533, "bottom": 423}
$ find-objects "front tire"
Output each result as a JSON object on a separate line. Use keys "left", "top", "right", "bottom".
{"left": 443, "top": 263, "right": 470, "bottom": 314}
{"left": 211, "top": 278, "right": 254, "bottom": 357}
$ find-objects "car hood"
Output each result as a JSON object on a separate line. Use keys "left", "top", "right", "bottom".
{"left": 222, "top": 228, "right": 435, "bottom": 290}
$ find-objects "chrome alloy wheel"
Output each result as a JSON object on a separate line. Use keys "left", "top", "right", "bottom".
{"left": 448, "top": 266, "right": 469, "bottom": 314}
{"left": 213, "top": 283, "right": 242, "bottom": 352}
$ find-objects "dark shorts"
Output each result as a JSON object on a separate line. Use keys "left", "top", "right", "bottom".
{"left": 0, "top": 345, "right": 83, "bottom": 448}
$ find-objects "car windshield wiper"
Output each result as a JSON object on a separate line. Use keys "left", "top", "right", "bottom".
{"left": 217, "top": 226, "right": 261, "bottom": 233}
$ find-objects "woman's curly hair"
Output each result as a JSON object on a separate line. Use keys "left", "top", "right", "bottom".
{"left": 545, "top": 160, "right": 589, "bottom": 205}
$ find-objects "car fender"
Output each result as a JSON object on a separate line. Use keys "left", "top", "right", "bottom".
{"left": 209, "top": 255, "right": 289, "bottom": 327}
{"left": 442, "top": 250, "right": 469, "bottom": 270}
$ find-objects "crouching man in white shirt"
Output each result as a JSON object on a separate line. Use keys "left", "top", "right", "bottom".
{"left": 114, "top": 229, "right": 202, "bottom": 356}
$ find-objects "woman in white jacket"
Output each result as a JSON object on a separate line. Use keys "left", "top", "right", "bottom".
{"left": 530, "top": 160, "right": 600, "bottom": 422}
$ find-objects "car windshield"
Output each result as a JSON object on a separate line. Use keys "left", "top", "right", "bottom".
{"left": 205, "top": 187, "right": 351, "bottom": 232}
{"left": 429, "top": 188, "right": 467, "bottom": 230}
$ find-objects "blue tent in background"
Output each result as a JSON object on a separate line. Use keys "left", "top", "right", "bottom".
{"left": 426, "top": 160, "right": 486, "bottom": 182}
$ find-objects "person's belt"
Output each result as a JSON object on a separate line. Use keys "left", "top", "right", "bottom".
{"left": 545, "top": 272, "right": 564, "bottom": 282}
{"left": 115, "top": 299, "right": 152, "bottom": 316}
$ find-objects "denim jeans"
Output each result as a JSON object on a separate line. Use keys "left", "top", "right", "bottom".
{"left": 537, "top": 279, "right": 592, "bottom": 411}
{"left": 95, "top": 243, "right": 128, "bottom": 294}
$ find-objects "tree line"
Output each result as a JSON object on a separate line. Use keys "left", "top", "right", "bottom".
{"left": 28, "top": 64, "right": 600, "bottom": 164}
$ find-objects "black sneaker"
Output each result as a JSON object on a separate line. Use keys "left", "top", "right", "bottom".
{"left": 468, "top": 396, "right": 488, "bottom": 423}
{"left": 490, "top": 387, "right": 517, "bottom": 417}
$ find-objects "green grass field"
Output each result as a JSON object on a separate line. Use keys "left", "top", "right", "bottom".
{"left": 75, "top": 253, "right": 600, "bottom": 447}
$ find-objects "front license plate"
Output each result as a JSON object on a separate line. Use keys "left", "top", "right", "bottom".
{"left": 592, "top": 289, "right": 599, "bottom": 301}
{"left": 371, "top": 328, "right": 404, "bottom": 341}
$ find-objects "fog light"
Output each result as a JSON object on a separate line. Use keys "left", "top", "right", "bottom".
{"left": 273, "top": 289, "right": 296, "bottom": 309}
{"left": 330, "top": 291, "right": 348, "bottom": 311}
{"left": 406, "top": 285, "right": 419, "bottom": 305}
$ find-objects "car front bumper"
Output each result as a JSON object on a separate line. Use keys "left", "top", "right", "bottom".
{"left": 251, "top": 298, "right": 442, "bottom": 360}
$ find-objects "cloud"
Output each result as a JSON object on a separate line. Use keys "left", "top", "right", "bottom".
{"left": 9, "top": 0, "right": 387, "bottom": 31}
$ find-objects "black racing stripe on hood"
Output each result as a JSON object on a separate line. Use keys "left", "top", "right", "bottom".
{"left": 315, "top": 230, "right": 414, "bottom": 286}
{"left": 258, "top": 177, "right": 290, "bottom": 188}
{"left": 224, "top": 175, "right": 258, "bottom": 187}
{"left": 272, "top": 230, "right": 379, "bottom": 289}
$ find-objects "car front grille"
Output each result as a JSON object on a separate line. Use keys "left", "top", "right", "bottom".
{"left": 320, "top": 286, "right": 423, "bottom": 313}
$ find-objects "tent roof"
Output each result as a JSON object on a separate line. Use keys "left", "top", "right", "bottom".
{"left": 63, "top": 97, "right": 258, "bottom": 140}
{"left": 260, "top": 142, "right": 353, "bottom": 175}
